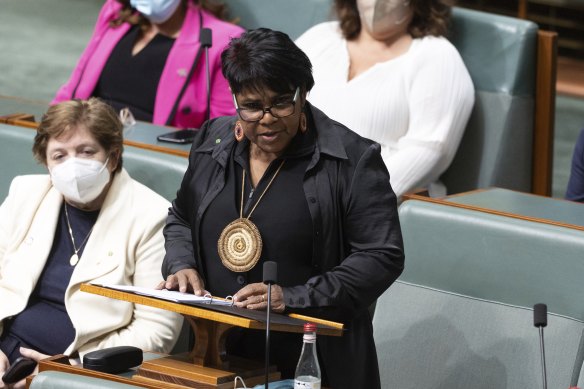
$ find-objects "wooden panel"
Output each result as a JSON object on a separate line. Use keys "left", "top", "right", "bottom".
{"left": 1, "top": 118, "right": 190, "bottom": 157}
{"left": 36, "top": 355, "right": 166, "bottom": 389}
{"left": 403, "top": 189, "right": 584, "bottom": 232}
{"left": 532, "top": 30, "right": 558, "bottom": 196}
{"left": 519, "top": 0, "right": 528, "bottom": 18}
{"left": 124, "top": 139, "right": 189, "bottom": 158}
{"left": 557, "top": 56, "right": 584, "bottom": 97}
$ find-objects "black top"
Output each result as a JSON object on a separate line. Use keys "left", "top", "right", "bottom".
{"left": 93, "top": 25, "right": 175, "bottom": 122}
{"left": 200, "top": 131, "right": 315, "bottom": 296}
{"left": 163, "top": 104, "right": 405, "bottom": 389}
{"left": 199, "top": 131, "right": 315, "bottom": 377}
{"left": 0, "top": 203, "right": 99, "bottom": 363}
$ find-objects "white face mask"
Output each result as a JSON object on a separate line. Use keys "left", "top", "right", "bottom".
{"left": 357, "top": 0, "right": 411, "bottom": 36}
{"left": 50, "top": 157, "right": 111, "bottom": 204}
{"left": 130, "top": 0, "right": 182, "bottom": 24}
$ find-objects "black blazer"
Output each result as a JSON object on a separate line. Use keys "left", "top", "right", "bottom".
{"left": 163, "top": 103, "right": 405, "bottom": 388}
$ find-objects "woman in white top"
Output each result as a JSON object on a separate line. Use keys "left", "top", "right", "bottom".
{"left": 296, "top": 0, "right": 474, "bottom": 197}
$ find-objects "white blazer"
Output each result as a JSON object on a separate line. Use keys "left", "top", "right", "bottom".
{"left": 0, "top": 169, "right": 182, "bottom": 357}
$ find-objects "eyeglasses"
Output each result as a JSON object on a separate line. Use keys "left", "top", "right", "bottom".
{"left": 233, "top": 88, "right": 299, "bottom": 122}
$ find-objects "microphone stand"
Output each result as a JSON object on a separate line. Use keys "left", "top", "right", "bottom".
{"left": 204, "top": 43, "right": 211, "bottom": 123}
{"left": 263, "top": 261, "right": 277, "bottom": 389}
{"left": 538, "top": 326, "right": 547, "bottom": 389}
{"left": 534, "top": 303, "right": 548, "bottom": 389}
{"left": 201, "top": 28, "right": 213, "bottom": 124}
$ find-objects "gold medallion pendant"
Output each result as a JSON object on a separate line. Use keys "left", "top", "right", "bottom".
{"left": 218, "top": 218, "right": 262, "bottom": 272}
{"left": 217, "top": 159, "right": 285, "bottom": 273}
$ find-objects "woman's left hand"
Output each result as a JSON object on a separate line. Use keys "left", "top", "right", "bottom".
{"left": 19, "top": 347, "right": 49, "bottom": 364}
{"left": 7, "top": 348, "right": 48, "bottom": 389}
{"left": 233, "top": 283, "right": 285, "bottom": 313}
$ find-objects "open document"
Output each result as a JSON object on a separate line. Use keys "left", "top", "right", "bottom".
{"left": 96, "top": 284, "right": 234, "bottom": 306}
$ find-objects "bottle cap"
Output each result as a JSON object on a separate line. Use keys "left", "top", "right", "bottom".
{"left": 304, "top": 323, "right": 317, "bottom": 333}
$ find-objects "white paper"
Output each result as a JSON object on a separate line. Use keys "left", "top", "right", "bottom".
{"left": 97, "top": 284, "right": 233, "bottom": 306}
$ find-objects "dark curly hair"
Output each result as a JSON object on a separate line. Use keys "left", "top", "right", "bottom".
{"left": 335, "top": 0, "right": 453, "bottom": 40}
{"left": 111, "top": 0, "right": 226, "bottom": 28}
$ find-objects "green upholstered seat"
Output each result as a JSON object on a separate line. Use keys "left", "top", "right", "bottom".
{"left": 398, "top": 200, "right": 584, "bottom": 317}
{"left": 372, "top": 199, "right": 584, "bottom": 388}
{"left": 121, "top": 146, "right": 187, "bottom": 202}
{"left": 223, "top": 0, "right": 333, "bottom": 39}
{"left": 374, "top": 281, "right": 584, "bottom": 389}
{"left": 0, "top": 124, "right": 47, "bottom": 200}
{"left": 442, "top": 8, "right": 539, "bottom": 193}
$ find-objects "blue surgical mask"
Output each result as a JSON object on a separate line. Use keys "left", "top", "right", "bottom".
{"left": 130, "top": 0, "right": 182, "bottom": 24}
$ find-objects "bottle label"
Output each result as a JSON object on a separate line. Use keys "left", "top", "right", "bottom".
{"left": 294, "top": 378, "right": 321, "bottom": 389}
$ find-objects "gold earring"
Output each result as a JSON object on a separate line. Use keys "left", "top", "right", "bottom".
{"left": 234, "top": 121, "right": 245, "bottom": 141}
{"left": 299, "top": 113, "right": 307, "bottom": 133}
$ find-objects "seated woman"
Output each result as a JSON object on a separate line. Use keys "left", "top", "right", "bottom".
{"left": 566, "top": 127, "right": 584, "bottom": 202}
{"left": 160, "top": 28, "right": 404, "bottom": 388}
{"left": 53, "top": 0, "right": 244, "bottom": 129}
{"left": 0, "top": 98, "right": 182, "bottom": 388}
{"left": 296, "top": 0, "right": 475, "bottom": 197}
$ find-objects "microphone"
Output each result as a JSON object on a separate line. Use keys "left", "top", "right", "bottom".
{"left": 164, "top": 27, "right": 213, "bottom": 126}
{"left": 533, "top": 303, "right": 548, "bottom": 389}
{"left": 199, "top": 28, "right": 213, "bottom": 124}
{"left": 263, "top": 261, "right": 277, "bottom": 389}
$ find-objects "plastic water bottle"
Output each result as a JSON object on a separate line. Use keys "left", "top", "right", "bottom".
{"left": 294, "top": 322, "right": 321, "bottom": 389}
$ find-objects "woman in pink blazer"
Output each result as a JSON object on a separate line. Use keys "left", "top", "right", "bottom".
{"left": 53, "top": 0, "right": 244, "bottom": 129}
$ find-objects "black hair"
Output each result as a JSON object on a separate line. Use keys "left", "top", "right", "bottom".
{"left": 221, "top": 28, "right": 314, "bottom": 95}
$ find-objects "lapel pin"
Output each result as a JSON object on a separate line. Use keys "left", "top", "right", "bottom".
{"left": 177, "top": 68, "right": 187, "bottom": 77}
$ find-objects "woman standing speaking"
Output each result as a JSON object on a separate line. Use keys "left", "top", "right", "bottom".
{"left": 161, "top": 28, "right": 404, "bottom": 388}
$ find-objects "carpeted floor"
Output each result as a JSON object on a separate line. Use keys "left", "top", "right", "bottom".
{"left": 1, "top": 0, "right": 583, "bottom": 198}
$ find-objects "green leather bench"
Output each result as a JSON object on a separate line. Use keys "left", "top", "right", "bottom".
{"left": 223, "top": 0, "right": 333, "bottom": 40}
{"left": 373, "top": 199, "right": 584, "bottom": 388}
{"left": 442, "top": 7, "right": 543, "bottom": 194}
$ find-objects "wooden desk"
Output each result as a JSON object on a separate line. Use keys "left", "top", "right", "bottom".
{"left": 76, "top": 284, "right": 342, "bottom": 388}
{"left": 0, "top": 112, "right": 192, "bottom": 158}
{"left": 34, "top": 353, "right": 173, "bottom": 389}
{"left": 0, "top": 95, "right": 48, "bottom": 122}
{"left": 122, "top": 122, "right": 191, "bottom": 158}
{"left": 405, "top": 187, "right": 584, "bottom": 231}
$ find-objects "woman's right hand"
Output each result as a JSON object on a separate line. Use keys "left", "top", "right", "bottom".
{"left": 157, "top": 268, "right": 206, "bottom": 295}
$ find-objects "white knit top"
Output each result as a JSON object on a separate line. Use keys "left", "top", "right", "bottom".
{"left": 296, "top": 22, "right": 475, "bottom": 197}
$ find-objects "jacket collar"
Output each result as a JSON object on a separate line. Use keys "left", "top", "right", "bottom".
{"left": 306, "top": 102, "right": 348, "bottom": 160}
